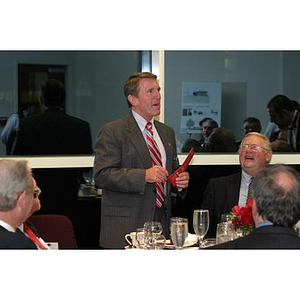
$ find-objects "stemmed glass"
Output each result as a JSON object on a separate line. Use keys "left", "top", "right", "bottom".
{"left": 144, "top": 221, "right": 163, "bottom": 234}
{"left": 220, "top": 213, "right": 232, "bottom": 223}
{"left": 143, "top": 221, "right": 166, "bottom": 250}
{"left": 193, "top": 209, "right": 209, "bottom": 248}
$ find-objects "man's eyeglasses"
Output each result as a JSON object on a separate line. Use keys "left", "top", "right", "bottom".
{"left": 240, "top": 144, "right": 269, "bottom": 152}
{"left": 33, "top": 189, "right": 40, "bottom": 198}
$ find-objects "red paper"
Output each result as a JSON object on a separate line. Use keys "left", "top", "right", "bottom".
{"left": 169, "top": 147, "right": 194, "bottom": 187}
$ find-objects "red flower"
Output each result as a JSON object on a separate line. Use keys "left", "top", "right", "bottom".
{"left": 230, "top": 198, "right": 254, "bottom": 236}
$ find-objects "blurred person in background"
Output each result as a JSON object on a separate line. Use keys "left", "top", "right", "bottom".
{"left": 1, "top": 101, "right": 42, "bottom": 154}
{"left": 267, "top": 95, "right": 300, "bottom": 151}
{"left": 13, "top": 79, "right": 93, "bottom": 233}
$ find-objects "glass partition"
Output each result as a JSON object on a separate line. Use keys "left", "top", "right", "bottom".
{"left": 1, "top": 50, "right": 300, "bottom": 158}
{"left": 0, "top": 50, "right": 141, "bottom": 156}
{"left": 164, "top": 51, "right": 300, "bottom": 154}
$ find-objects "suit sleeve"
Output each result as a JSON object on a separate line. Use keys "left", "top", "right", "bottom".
{"left": 93, "top": 123, "right": 147, "bottom": 194}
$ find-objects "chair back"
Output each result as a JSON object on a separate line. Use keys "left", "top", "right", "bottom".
{"left": 29, "top": 214, "right": 78, "bottom": 249}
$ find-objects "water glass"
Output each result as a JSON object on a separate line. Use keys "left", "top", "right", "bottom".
{"left": 136, "top": 227, "right": 145, "bottom": 249}
{"left": 170, "top": 217, "right": 188, "bottom": 249}
{"left": 216, "top": 222, "right": 235, "bottom": 244}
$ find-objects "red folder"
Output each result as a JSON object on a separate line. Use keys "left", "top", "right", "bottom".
{"left": 169, "top": 147, "right": 194, "bottom": 187}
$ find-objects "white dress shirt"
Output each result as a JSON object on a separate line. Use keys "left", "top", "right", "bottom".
{"left": 238, "top": 170, "right": 252, "bottom": 207}
{"left": 0, "top": 219, "right": 15, "bottom": 232}
{"left": 132, "top": 110, "right": 169, "bottom": 200}
{"left": 132, "top": 110, "right": 167, "bottom": 168}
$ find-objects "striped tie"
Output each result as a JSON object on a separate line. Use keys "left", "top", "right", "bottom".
{"left": 145, "top": 122, "right": 165, "bottom": 208}
{"left": 247, "top": 177, "right": 253, "bottom": 200}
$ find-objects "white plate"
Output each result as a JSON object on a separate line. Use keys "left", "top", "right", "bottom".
{"left": 165, "top": 233, "right": 198, "bottom": 249}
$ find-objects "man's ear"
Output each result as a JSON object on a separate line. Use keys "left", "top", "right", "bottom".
{"left": 266, "top": 150, "right": 272, "bottom": 162}
{"left": 16, "top": 191, "right": 26, "bottom": 209}
{"left": 128, "top": 95, "right": 138, "bottom": 107}
{"left": 251, "top": 199, "right": 259, "bottom": 224}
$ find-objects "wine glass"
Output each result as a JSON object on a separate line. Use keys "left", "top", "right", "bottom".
{"left": 143, "top": 221, "right": 165, "bottom": 249}
{"left": 220, "top": 213, "right": 232, "bottom": 223}
{"left": 201, "top": 238, "right": 216, "bottom": 248}
{"left": 193, "top": 209, "right": 209, "bottom": 248}
{"left": 170, "top": 217, "right": 188, "bottom": 249}
{"left": 143, "top": 221, "right": 163, "bottom": 234}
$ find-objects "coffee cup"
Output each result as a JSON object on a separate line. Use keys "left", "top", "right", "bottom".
{"left": 125, "top": 232, "right": 137, "bottom": 247}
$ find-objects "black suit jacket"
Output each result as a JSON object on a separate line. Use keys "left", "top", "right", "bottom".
{"left": 12, "top": 108, "right": 93, "bottom": 219}
{"left": 201, "top": 172, "right": 242, "bottom": 238}
{"left": 0, "top": 225, "right": 37, "bottom": 249}
{"left": 210, "top": 225, "right": 300, "bottom": 249}
{"left": 13, "top": 107, "right": 92, "bottom": 155}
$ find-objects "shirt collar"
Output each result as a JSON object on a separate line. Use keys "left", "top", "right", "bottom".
{"left": 0, "top": 220, "right": 16, "bottom": 232}
{"left": 18, "top": 223, "right": 24, "bottom": 232}
{"left": 131, "top": 110, "right": 154, "bottom": 132}
{"left": 242, "top": 170, "right": 253, "bottom": 183}
{"left": 256, "top": 221, "right": 273, "bottom": 228}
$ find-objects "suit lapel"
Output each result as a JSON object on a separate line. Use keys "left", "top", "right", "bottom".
{"left": 126, "top": 113, "right": 152, "bottom": 168}
{"left": 227, "top": 172, "right": 242, "bottom": 209}
{"left": 124, "top": 113, "right": 175, "bottom": 176}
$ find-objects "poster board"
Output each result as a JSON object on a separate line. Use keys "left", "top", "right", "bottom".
{"left": 180, "top": 82, "right": 222, "bottom": 134}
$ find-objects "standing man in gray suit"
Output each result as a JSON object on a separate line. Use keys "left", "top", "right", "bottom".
{"left": 93, "top": 72, "right": 190, "bottom": 249}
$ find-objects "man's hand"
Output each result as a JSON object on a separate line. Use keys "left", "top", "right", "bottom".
{"left": 145, "top": 165, "right": 169, "bottom": 184}
{"left": 175, "top": 171, "right": 189, "bottom": 189}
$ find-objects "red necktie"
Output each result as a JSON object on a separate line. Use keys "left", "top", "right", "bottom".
{"left": 145, "top": 122, "right": 165, "bottom": 208}
{"left": 23, "top": 223, "right": 48, "bottom": 250}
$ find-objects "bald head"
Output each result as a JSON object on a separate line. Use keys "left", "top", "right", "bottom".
{"left": 252, "top": 164, "right": 300, "bottom": 227}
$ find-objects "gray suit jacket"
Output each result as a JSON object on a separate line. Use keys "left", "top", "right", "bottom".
{"left": 94, "top": 112, "right": 181, "bottom": 249}
{"left": 201, "top": 172, "right": 242, "bottom": 238}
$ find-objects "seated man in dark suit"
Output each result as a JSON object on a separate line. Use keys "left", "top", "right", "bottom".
{"left": 201, "top": 132, "right": 273, "bottom": 238}
{"left": 210, "top": 164, "right": 300, "bottom": 249}
{"left": 0, "top": 159, "right": 40, "bottom": 249}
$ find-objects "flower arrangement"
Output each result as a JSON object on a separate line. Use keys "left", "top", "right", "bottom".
{"left": 230, "top": 198, "right": 255, "bottom": 236}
